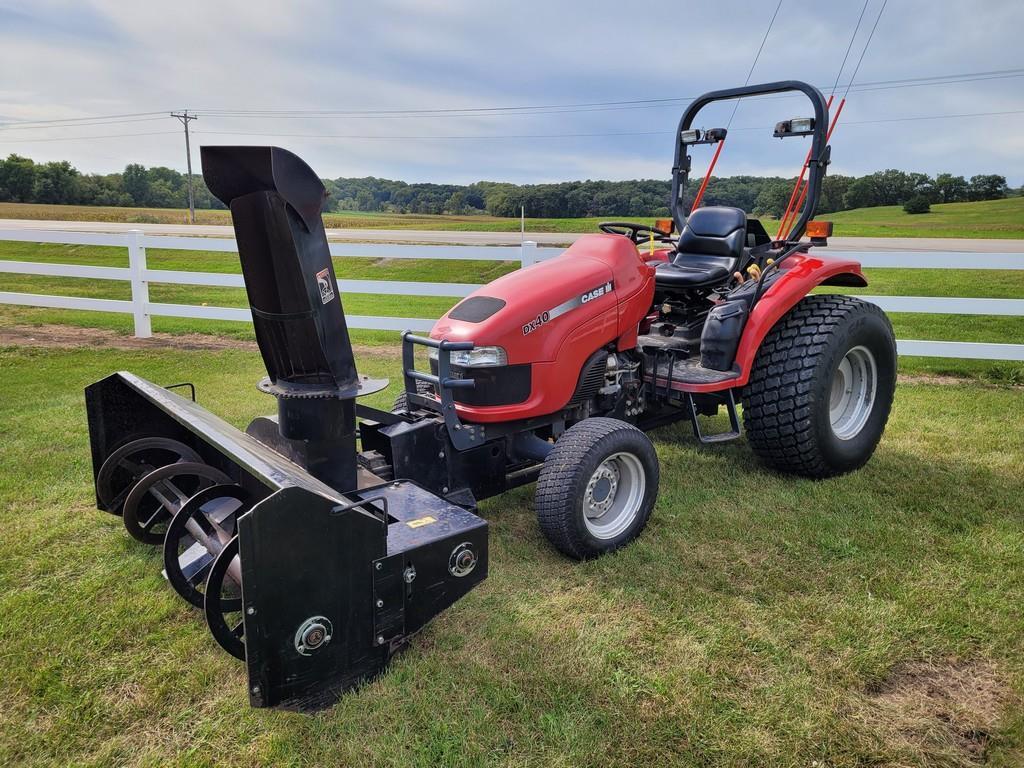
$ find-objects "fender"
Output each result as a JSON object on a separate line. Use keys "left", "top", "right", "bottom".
{"left": 679, "top": 254, "right": 867, "bottom": 393}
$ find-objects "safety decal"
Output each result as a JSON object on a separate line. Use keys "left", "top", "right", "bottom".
{"left": 522, "top": 280, "right": 614, "bottom": 335}
{"left": 315, "top": 268, "right": 335, "bottom": 305}
{"left": 407, "top": 515, "right": 437, "bottom": 529}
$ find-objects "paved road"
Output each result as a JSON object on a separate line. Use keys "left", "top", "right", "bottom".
{"left": 0, "top": 218, "right": 1021, "bottom": 253}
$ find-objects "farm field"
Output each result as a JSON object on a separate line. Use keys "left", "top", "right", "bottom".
{"left": 1, "top": 240, "right": 1022, "bottom": 384}
{"left": 0, "top": 341, "right": 1022, "bottom": 767}
{"left": 1, "top": 195, "right": 1023, "bottom": 238}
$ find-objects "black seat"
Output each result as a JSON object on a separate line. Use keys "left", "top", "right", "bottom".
{"left": 655, "top": 206, "right": 747, "bottom": 289}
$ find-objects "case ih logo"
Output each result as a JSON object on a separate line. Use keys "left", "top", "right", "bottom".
{"left": 581, "top": 281, "right": 613, "bottom": 304}
{"left": 523, "top": 280, "right": 614, "bottom": 336}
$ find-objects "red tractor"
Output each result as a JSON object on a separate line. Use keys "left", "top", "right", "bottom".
{"left": 384, "top": 79, "right": 896, "bottom": 559}
{"left": 84, "top": 79, "right": 895, "bottom": 709}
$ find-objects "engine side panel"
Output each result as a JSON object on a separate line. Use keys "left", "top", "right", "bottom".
{"left": 431, "top": 234, "right": 656, "bottom": 421}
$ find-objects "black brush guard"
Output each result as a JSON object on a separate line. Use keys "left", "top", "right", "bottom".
{"left": 83, "top": 147, "right": 488, "bottom": 711}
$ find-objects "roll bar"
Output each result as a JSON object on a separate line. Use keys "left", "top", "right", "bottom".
{"left": 670, "top": 80, "right": 830, "bottom": 242}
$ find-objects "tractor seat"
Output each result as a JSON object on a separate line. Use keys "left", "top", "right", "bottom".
{"left": 655, "top": 206, "right": 747, "bottom": 289}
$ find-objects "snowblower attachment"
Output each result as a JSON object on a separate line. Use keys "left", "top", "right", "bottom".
{"left": 84, "top": 146, "right": 488, "bottom": 711}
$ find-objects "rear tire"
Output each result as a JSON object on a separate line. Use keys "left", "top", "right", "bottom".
{"left": 535, "top": 418, "right": 659, "bottom": 560}
{"left": 741, "top": 295, "right": 896, "bottom": 478}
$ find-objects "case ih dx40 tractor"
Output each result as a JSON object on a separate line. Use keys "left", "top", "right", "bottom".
{"left": 84, "top": 81, "right": 895, "bottom": 710}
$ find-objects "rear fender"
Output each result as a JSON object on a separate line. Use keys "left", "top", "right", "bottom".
{"left": 731, "top": 255, "right": 866, "bottom": 386}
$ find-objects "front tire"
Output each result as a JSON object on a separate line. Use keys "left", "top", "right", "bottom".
{"left": 741, "top": 295, "right": 896, "bottom": 478}
{"left": 535, "top": 418, "right": 659, "bottom": 560}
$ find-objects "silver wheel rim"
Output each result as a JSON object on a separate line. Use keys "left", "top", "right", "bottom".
{"left": 582, "top": 451, "right": 646, "bottom": 540}
{"left": 829, "top": 345, "right": 877, "bottom": 440}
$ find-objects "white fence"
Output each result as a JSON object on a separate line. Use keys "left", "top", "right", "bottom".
{"left": 0, "top": 228, "right": 1022, "bottom": 361}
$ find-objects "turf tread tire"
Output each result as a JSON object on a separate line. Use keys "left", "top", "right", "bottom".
{"left": 741, "top": 294, "right": 896, "bottom": 478}
{"left": 535, "top": 417, "right": 659, "bottom": 560}
{"left": 392, "top": 379, "right": 434, "bottom": 413}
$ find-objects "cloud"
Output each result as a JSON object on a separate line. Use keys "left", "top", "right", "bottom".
{"left": 0, "top": 0, "right": 1021, "bottom": 185}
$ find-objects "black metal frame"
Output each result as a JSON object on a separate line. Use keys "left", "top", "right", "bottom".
{"left": 670, "top": 80, "right": 830, "bottom": 241}
{"left": 401, "top": 332, "right": 485, "bottom": 451}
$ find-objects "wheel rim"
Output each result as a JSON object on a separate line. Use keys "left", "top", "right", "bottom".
{"left": 582, "top": 451, "right": 646, "bottom": 540}
{"left": 829, "top": 345, "right": 878, "bottom": 440}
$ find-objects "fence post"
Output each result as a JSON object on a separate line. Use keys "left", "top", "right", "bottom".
{"left": 127, "top": 229, "right": 152, "bottom": 338}
{"left": 520, "top": 240, "right": 538, "bottom": 267}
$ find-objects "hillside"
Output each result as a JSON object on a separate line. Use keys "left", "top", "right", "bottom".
{"left": 820, "top": 196, "right": 1024, "bottom": 239}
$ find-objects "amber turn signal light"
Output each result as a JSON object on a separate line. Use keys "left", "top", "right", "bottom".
{"left": 805, "top": 220, "right": 833, "bottom": 239}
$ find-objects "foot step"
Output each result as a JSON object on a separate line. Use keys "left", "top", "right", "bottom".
{"left": 686, "top": 390, "right": 741, "bottom": 444}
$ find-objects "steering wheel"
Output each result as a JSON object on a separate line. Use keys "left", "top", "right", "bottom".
{"left": 598, "top": 221, "right": 674, "bottom": 245}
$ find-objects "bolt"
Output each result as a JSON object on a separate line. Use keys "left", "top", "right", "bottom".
{"left": 438, "top": 451, "right": 445, "bottom": 459}
{"left": 377, "top": 635, "right": 385, "bottom": 645}
{"left": 252, "top": 686, "right": 260, "bottom": 694}
{"left": 442, "top": 486, "right": 449, "bottom": 493}
{"left": 376, "top": 599, "right": 384, "bottom": 608}
{"left": 454, "top": 424, "right": 462, "bottom": 431}
{"left": 246, "top": 607, "right": 255, "bottom": 615}
{"left": 375, "top": 561, "right": 383, "bottom": 571}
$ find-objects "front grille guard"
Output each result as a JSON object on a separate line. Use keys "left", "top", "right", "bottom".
{"left": 401, "top": 332, "right": 485, "bottom": 451}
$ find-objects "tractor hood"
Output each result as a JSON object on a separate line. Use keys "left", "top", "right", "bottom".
{"left": 432, "top": 234, "right": 653, "bottom": 364}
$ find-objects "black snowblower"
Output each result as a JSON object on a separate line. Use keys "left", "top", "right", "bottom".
{"left": 85, "top": 146, "right": 487, "bottom": 711}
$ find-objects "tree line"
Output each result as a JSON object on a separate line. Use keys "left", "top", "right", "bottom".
{"left": 0, "top": 153, "right": 1014, "bottom": 218}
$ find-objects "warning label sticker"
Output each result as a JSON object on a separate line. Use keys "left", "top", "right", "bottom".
{"left": 406, "top": 515, "right": 437, "bottom": 529}
{"left": 316, "top": 268, "right": 335, "bottom": 305}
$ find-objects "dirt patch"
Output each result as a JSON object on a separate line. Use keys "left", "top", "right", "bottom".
{"left": 0, "top": 324, "right": 400, "bottom": 357}
{"left": 858, "top": 659, "right": 1015, "bottom": 764}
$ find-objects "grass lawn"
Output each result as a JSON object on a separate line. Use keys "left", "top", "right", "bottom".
{"left": 2, "top": 196, "right": 1023, "bottom": 238}
{"left": 1, "top": 240, "right": 1022, "bottom": 384}
{"left": 0, "top": 343, "right": 1022, "bottom": 767}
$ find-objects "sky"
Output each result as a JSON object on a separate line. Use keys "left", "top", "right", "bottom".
{"left": 0, "top": 0, "right": 1022, "bottom": 185}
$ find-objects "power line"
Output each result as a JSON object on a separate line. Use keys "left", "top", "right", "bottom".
{"left": 843, "top": 0, "right": 888, "bottom": 99}
{"left": 0, "top": 111, "right": 167, "bottom": 129}
{"left": 0, "top": 130, "right": 179, "bottom": 143}
{"left": 189, "top": 108, "right": 1024, "bottom": 142}
{"left": 192, "top": 68, "right": 1023, "bottom": 119}
{"left": 0, "top": 116, "right": 170, "bottom": 132}
{"left": 727, "top": 0, "right": 784, "bottom": 128}
{"left": 831, "top": 0, "right": 871, "bottom": 97}
{"left": 1, "top": 66, "right": 1019, "bottom": 133}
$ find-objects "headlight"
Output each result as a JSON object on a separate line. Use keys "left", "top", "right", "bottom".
{"left": 430, "top": 346, "right": 507, "bottom": 367}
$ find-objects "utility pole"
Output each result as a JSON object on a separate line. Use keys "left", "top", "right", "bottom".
{"left": 171, "top": 110, "right": 198, "bottom": 223}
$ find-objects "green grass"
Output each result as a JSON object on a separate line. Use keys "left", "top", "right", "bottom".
{"left": 1, "top": 344, "right": 1023, "bottom": 766}
{"left": 821, "top": 197, "right": 1024, "bottom": 239}
{"left": 3, "top": 196, "right": 1023, "bottom": 238}
{"left": 1, "top": 240, "right": 1021, "bottom": 383}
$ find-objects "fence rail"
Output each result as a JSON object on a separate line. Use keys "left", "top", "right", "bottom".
{"left": 1, "top": 228, "right": 1022, "bottom": 360}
